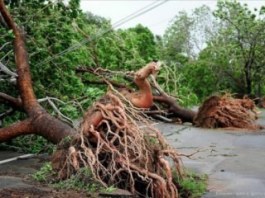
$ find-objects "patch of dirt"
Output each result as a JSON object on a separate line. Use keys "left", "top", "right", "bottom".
{"left": 0, "top": 153, "right": 95, "bottom": 198}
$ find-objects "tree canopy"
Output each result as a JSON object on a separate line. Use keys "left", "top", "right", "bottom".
{"left": 162, "top": 1, "right": 265, "bottom": 100}
{"left": 0, "top": 0, "right": 158, "bottom": 124}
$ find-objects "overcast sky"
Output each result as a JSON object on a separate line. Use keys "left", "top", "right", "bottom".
{"left": 80, "top": 0, "right": 264, "bottom": 36}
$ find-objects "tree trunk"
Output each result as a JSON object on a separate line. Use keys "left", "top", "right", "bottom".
{"left": 244, "top": 59, "right": 253, "bottom": 95}
{"left": 0, "top": 1, "right": 76, "bottom": 144}
{"left": 153, "top": 95, "right": 196, "bottom": 123}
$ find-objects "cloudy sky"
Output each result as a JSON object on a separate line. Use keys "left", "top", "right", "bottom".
{"left": 80, "top": 0, "right": 264, "bottom": 36}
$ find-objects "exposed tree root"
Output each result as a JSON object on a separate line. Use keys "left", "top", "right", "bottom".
{"left": 52, "top": 91, "right": 183, "bottom": 198}
{"left": 194, "top": 95, "right": 261, "bottom": 129}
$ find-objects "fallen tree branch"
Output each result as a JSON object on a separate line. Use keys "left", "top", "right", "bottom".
{"left": 0, "top": 92, "right": 22, "bottom": 108}
{"left": 76, "top": 66, "right": 134, "bottom": 77}
{"left": 0, "top": 10, "right": 7, "bottom": 27}
{"left": 76, "top": 66, "right": 134, "bottom": 91}
{"left": 152, "top": 114, "right": 173, "bottom": 123}
{"left": 45, "top": 97, "right": 73, "bottom": 126}
{"left": 151, "top": 76, "right": 197, "bottom": 123}
{"left": 0, "top": 41, "right": 10, "bottom": 50}
{"left": 0, "top": 61, "right": 18, "bottom": 77}
{"left": 0, "top": 119, "right": 34, "bottom": 142}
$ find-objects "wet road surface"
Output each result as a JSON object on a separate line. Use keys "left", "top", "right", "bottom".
{"left": 157, "top": 110, "right": 265, "bottom": 198}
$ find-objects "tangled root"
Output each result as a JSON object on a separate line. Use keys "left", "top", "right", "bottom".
{"left": 194, "top": 95, "right": 260, "bottom": 130}
{"left": 52, "top": 90, "right": 183, "bottom": 198}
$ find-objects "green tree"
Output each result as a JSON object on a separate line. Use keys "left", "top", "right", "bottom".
{"left": 161, "top": 1, "right": 265, "bottom": 100}
{"left": 159, "top": 5, "right": 219, "bottom": 101}
{"left": 117, "top": 24, "right": 158, "bottom": 70}
{"left": 182, "top": 59, "right": 219, "bottom": 99}
{"left": 210, "top": 1, "right": 265, "bottom": 96}
{"left": 126, "top": 24, "right": 158, "bottom": 62}
{"left": 163, "top": 11, "right": 193, "bottom": 63}
{"left": 162, "top": 5, "right": 216, "bottom": 62}
{"left": 190, "top": 5, "right": 218, "bottom": 55}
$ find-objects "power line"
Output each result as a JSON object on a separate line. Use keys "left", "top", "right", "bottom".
{"left": 112, "top": 1, "right": 164, "bottom": 28}
{"left": 37, "top": 0, "right": 169, "bottom": 67}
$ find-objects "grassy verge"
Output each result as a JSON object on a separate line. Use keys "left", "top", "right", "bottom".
{"left": 175, "top": 169, "right": 208, "bottom": 198}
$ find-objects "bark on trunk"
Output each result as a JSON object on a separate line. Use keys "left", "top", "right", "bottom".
{"left": 153, "top": 95, "right": 196, "bottom": 123}
{"left": 244, "top": 59, "right": 253, "bottom": 95}
{"left": 126, "top": 62, "right": 159, "bottom": 108}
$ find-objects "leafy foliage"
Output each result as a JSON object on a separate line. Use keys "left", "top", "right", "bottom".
{"left": 210, "top": 1, "right": 265, "bottom": 95}
{"left": 32, "top": 162, "right": 54, "bottom": 182}
{"left": 162, "top": 5, "right": 217, "bottom": 62}
{"left": 181, "top": 60, "right": 218, "bottom": 100}
{"left": 0, "top": 0, "right": 159, "bottom": 113}
{"left": 161, "top": 1, "right": 265, "bottom": 100}
{"left": 163, "top": 11, "right": 193, "bottom": 61}
{"left": 11, "top": 135, "right": 55, "bottom": 154}
{"left": 160, "top": 5, "right": 220, "bottom": 102}
{"left": 52, "top": 168, "right": 105, "bottom": 193}
{"left": 0, "top": 0, "right": 159, "bottom": 151}
{"left": 157, "top": 63, "right": 199, "bottom": 106}
{"left": 33, "top": 164, "right": 115, "bottom": 194}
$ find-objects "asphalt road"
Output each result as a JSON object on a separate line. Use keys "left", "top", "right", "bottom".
{"left": 157, "top": 110, "right": 265, "bottom": 198}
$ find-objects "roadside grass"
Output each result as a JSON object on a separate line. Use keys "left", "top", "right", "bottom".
{"left": 175, "top": 169, "right": 208, "bottom": 198}
{"left": 33, "top": 163, "right": 207, "bottom": 197}
{"left": 32, "top": 163, "right": 115, "bottom": 195}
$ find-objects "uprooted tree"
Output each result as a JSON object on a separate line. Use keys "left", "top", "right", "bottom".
{"left": 0, "top": 2, "right": 186, "bottom": 197}
{"left": 76, "top": 65, "right": 262, "bottom": 130}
